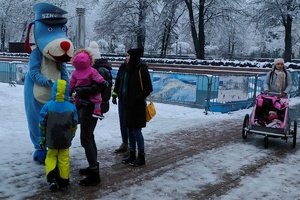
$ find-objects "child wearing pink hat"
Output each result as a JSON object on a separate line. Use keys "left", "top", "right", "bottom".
{"left": 263, "top": 58, "right": 292, "bottom": 97}
{"left": 69, "top": 49, "right": 109, "bottom": 118}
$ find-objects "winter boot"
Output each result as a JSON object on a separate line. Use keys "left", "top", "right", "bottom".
{"left": 79, "top": 162, "right": 99, "bottom": 176}
{"left": 49, "top": 179, "right": 58, "bottom": 192}
{"left": 47, "top": 167, "right": 59, "bottom": 192}
{"left": 79, "top": 168, "right": 101, "bottom": 186}
{"left": 122, "top": 148, "right": 130, "bottom": 158}
{"left": 130, "top": 153, "right": 146, "bottom": 167}
{"left": 114, "top": 143, "right": 128, "bottom": 153}
{"left": 122, "top": 151, "right": 136, "bottom": 164}
{"left": 58, "top": 178, "right": 70, "bottom": 191}
{"left": 92, "top": 108, "right": 104, "bottom": 119}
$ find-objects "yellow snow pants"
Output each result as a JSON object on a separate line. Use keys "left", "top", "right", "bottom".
{"left": 45, "top": 148, "right": 70, "bottom": 179}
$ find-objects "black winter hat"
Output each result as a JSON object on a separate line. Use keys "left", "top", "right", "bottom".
{"left": 127, "top": 48, "right": 144, "bottom": 62}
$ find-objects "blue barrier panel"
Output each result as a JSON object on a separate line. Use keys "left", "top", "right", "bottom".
{"left": 11, "top": 62, "right": 27, "bottom": 84}
{"left": 1, "top": 60, "right": 300, "bottom": 113}
{"left": 196, "top": 75, "right": 210, "bottom": 106}
{"left": 151, "top": 72, "right": 197, "bottom": 103}
{"left": 0, "top": 62, "right": 12, "bottom": 83}
{"left": 207, "top": 74, "right": 257, "bottom": 113}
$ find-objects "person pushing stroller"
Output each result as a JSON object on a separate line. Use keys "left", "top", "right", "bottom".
{"left": 264, "top": 58, "right": 292, "bottom": 97}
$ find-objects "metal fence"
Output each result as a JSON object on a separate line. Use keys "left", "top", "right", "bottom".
{"left": 1, "top": 61, "right": 299, "bottom": 114}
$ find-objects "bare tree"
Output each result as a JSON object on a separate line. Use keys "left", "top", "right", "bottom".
{"left": 0, "top": 0, "right": 66, "bottom": 51}
{"left": 184, "top": 0, "right": 204, "bottom": 59}
{"left": 206, "top": 2, "right": 249, "bottom": 59}
{"left": 94, "top": 0, "right": 157, "bottom": 52}
{"left": 251, "top": 0, "right": 300, "bottom": 61}
{"left": 184, "top": 0, "right": 245, "bottom": 59}
{"left": 3, "top": 0, "right": 300, "bottom": 61}
{"left": 156, "top": 0, "right": 185, "bottom": 57}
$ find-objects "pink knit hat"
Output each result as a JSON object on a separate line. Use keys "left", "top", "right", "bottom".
{"left": 274, "top": 58, "right": 284, "bottom": 65}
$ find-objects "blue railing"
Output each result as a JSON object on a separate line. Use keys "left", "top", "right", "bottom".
{"left": 0, "top": 61, "right": 299, "bottom": 113}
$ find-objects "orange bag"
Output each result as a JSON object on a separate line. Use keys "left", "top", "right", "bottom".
{"left": 139, "top": 68, "right": 156, "bottom": 122}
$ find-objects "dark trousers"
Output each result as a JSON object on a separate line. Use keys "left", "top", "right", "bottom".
{"left": 128, "top": 128, "right": 144, "bottom": 153}
{"left": 79, "top": 106, "right": 98, "bottom": 168}
{"left": 118, "top": 98, "right": 128, "bottom": 145}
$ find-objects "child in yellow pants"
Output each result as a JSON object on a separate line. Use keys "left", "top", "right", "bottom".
{"left": 39, "top": 79, "right": 78, "bottom": 191}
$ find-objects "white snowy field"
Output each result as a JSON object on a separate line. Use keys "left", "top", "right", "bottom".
{"left": 1, "top": 82, "right": 300, "bottom": 199}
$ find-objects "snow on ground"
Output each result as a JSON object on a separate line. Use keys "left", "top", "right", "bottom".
{"left": 1, "top": 82, "right": 300, "bottom": 199}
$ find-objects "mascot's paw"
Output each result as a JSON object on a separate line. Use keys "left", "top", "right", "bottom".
{"left": 33, "top": 149, "right": 47, "bottom": 164}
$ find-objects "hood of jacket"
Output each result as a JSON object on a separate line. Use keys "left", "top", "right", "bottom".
{"left": 52, "top": 79, "right": 69, "bottom": 102}
{"left": 94, "top": 58, "right": 112, "bottom": 71}
{"left": 72, "top": 52, "right": 91, "bottom": 70}
{"left": 126, "top": 48, "right": 144, "bottom": 71}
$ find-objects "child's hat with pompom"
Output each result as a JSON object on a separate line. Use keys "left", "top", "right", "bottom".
{"left": 86, "top": 41, "right": 101, "bottom": 59}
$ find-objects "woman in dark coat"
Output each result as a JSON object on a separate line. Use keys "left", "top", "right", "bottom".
{"left": 112, "top": 61, "right": 129, "bottom": 154}
{"left": 121, "top": 48, "right": 153, "bottom": 167}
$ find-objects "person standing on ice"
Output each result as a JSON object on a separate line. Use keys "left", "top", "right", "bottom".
{"left": 264, "top": 58, "right": 292, "bottom": 97}
{"left": 39, "top": 79, "right": 78, "bottom": 192}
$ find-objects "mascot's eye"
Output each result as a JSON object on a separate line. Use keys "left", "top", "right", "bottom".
{"left": 62, "top": 27, "right": 66, "bottom": 31}
{"left": 48, "top": 27, "right": 53, "bottom": 32}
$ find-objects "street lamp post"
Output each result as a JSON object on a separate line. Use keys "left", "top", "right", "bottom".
{"left": 76, "top": 6, "right": 85, "bottom": 49}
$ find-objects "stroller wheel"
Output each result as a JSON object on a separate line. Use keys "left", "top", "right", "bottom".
{"left": 242, "top": 114, "right": 250, "bottom": 139}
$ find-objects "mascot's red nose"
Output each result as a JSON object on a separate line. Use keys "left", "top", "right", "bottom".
{"left": 60, "top": 41, "right": 71, "bottom": 51}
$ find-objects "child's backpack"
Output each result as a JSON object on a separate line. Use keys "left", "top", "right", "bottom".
{"left": 94, "top": 59, "right": 113, "bottom": 113}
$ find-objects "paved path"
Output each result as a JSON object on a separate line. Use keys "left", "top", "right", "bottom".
{"left": 26, "top": 104, "right": 300, "bottom": 199}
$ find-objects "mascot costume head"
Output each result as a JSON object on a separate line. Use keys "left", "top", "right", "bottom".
{"left": 24, "top": 2, "right": 74, "bottom": 163}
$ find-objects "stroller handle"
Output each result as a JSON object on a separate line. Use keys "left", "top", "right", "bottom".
{"left": 261, "top": 91, "right": 289, "bottom": 98}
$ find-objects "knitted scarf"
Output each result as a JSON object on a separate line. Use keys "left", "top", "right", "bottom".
{"left": 274, "top": 69, "right": 286, "bottom": 92}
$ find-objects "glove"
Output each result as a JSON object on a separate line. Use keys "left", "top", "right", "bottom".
{"left": 112, "top": 94, "right": 117, "bottom": 105}
{"left": 39, "top": 136, "right": 45, "bottom": 150}
{"left": 281, "top": 92, "right": 287, "bottom": 97}
{"left": 102, "top": 80, "right": 109, "bottom": 87}
{"left": 69, "top": 92, "right": 75, "bottom": 103}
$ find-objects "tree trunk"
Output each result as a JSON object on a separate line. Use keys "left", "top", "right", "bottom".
{"left": 163, "top": 21, "right": 173, "bottom": 58}
{"left": 184, "top": 0, "right": 205, "bottom": 59}
{"left": 137, "top": 0, "right": 147, "bottom": 50}
{"left": 284, "top": 14, "right": 292, "bottom": 62}
{"left": 137, "top": 26, "right": 145, "bottom": 49}
{"left": 198, "top": 0, "right": 205, "bottom": 59}
{"left": 228, "top": 37, "right": 231, "bottom": 58}
{"left": 160, "top": 28, "right": 167, "bottom": 57}
{"left": 20, "top": 22, "right": 28, "bottom": 42}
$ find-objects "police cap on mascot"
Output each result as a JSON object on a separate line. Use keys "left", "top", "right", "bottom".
{"left": 24, "top": 2, "right": 74, "bottom": 163}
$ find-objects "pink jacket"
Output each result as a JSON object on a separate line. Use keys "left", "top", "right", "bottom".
{"left": 69, "top": 52, "right": 105, "bottom": 92}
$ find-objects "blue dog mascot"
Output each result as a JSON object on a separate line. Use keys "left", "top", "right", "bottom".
{"left": 24, "top": 3, "right": 74, "bottom": 163}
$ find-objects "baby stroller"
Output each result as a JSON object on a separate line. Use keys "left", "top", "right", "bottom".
{"left": 242, "top": 92, "right": 297, "bottom": 148}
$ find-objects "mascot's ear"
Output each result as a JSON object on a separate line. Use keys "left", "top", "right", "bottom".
{"left": 25, "top": 23, "right": 34, "bottom": 54}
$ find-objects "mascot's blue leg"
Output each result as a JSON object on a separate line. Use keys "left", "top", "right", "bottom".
{"left": 24, "top": 74, "right": 47, "bottom": 163}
